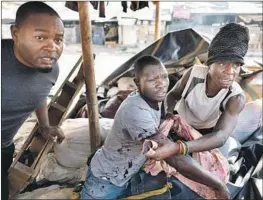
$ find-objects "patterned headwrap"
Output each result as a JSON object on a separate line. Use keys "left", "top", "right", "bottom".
{"left": 207, "top": 23, "right": 249, "bottom": 66}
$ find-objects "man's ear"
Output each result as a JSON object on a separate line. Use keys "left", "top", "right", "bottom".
{"left": 10, "top": 25, "right": 19, "bottom": 43}
{"left": 134, "top": 77, "right": 140, "bottom": 88}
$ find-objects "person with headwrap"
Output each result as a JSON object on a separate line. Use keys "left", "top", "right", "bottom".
{"left": 146, "top": 23, "right": 255, "bottom": 161}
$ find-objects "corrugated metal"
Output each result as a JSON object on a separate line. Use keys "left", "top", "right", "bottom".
{"left": 100, "top": 28, "right": 209, "bottom": 87}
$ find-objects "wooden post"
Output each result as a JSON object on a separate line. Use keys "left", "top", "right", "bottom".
{"left": 154, "top": 1, "right": 160, "bottom": 40}
{"left": 78, "top": 1, "right": 100, "bottom": 152}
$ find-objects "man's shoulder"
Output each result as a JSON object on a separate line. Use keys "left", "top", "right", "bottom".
{"left": 2, "top": 39, "right": 16, "bottom": 73}
{"left": 228, "top": 81, "right": 245, "bottom": 100}
{"left": 191, "top": 64, "right": 209, "bottom": 77}
{"left": 2, "top": 39, "right": 13, "bottom": 48}
{"left": 120, "top": 92, "right": 149, "bottom": 111}
{"left": 2, "top": 39, "right": 13, "bottom": 55}
{"left": 117, "top": 94, "right": 157, "bottom": 122}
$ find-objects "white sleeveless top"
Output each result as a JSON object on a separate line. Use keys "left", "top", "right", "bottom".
{"left": 175, "top": 64, "right": 243, "bottom": 129}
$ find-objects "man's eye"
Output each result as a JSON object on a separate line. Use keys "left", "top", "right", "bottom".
{"left": 55, "top": 39, "right": 63, "bottom": 44}
{"left": 235, "top": 64, "right": 241, "bottom": 68}
{"left": 35, "top": 36, "right": 44, "bottom": 40}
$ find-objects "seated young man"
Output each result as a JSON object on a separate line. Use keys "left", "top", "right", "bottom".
{"left": 80, "top": 55, "right": 229, "bottom": 199}
{"left": 147, "top": 23, "right": 252, "bottom": 161}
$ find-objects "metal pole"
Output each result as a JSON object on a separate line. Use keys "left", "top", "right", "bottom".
{"left": 78, "top": 1, "right": 100, "bottom": 152}
{"left": 154, "top": 1, "right": 160, "bottom": 40}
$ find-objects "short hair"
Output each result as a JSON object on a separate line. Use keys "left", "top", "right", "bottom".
{"left": 15, "top": 1, "right": 61, "bottom": 27}
{"left": 134, "top": 55, "right": 163, "bottom": 79}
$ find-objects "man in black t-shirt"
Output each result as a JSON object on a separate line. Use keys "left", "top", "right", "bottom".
{"left": 1, "top": 2, "right": 65, "bottom": 199}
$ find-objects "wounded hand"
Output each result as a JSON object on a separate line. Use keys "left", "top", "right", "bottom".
{"left": 165, "top": 112, "right": 174, "bottom": 119}
{"left": 40, "top": 126, "right": 65, "bottom": 144}
{"left": 144, "top": 136, "right": 179, "bottom": 160}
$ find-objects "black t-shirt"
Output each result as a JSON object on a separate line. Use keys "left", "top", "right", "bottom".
{"left": 1, "top": 39, "right": 59, "bottom": 148}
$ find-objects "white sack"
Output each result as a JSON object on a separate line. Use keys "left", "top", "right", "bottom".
{"left": 36, "top": 153, "right": 83, "bottom": 184}
{"left": 14, "top": 185, "right": 73, "bottom": 199}
{"left": 54, "top": 118, "right": 113, "bottom": 168}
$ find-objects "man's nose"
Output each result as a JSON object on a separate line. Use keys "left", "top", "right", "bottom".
{"left": 156, "top": 77, "right": 165, "bottom": 88}
{"left": 224, "top": 63, "right": 235, "bottom": 74}
{"left": 44, "top": 39, "right": 56, "bottom": 52}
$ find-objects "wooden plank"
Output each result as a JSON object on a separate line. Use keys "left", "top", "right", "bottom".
{"left": 31, "top": 141, "right": 54, "bottom": 179}
{"left": 78, "top": 1, "right": 101, "bottom": 152}
{"left": 154, "top": 1, "right": 160, "bottom": 40}
{"left": 8, "top": 162, "right": 34, "bottom": 197}
{"left": 48, "top": 102, "right": 66, "bottom": 126}
{"left": 51, "top": 56, "right": 82, "bottom": 101}
{"left": 11, "top": 125, "right": 39, "bottom": 167}
{"left": 30, "top": 138, "right": 48, "bottom": 169}
{"left": 56, "top": 82, "right": 77, "bottom": 107}
{"left": 59, "top": 80, "right": 85, "bottom": 122}
{"left": 65, "top": 80, "right": 77, "bottom": 89}
{"left": 8, "top": 57, "right": 84, "bottom": 197}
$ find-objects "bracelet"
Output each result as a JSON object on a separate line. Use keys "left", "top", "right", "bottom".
{"left": 181, "top": 140, "right": 189, "bottom": 155}
{"left": 176, "top": 140, "right": 184, "bottom": 155}
{"left": 182, "top": 142, "right": 186, "bottom": 155}
{"left": 176, "top": 140, "right": 182, "bottom": 155}
{"left": 177, "top": 140, "right": 189, "bottom": 155}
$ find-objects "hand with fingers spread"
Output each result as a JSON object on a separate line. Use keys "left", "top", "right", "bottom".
{"left": 39, "top": 126, "right": 65, "bottom": 144}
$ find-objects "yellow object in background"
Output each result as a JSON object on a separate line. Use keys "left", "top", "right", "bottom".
{"left": 240, "top": 65, "right": 262, "bottom": 102}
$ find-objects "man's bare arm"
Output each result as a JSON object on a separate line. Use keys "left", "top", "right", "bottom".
{"left": 35, "top": 100, "right": 65, "bottom": 143}
{"left": 164, "top": 68, "right": 192, "bottom": 114}
{"left": 165, "top": 155, "right": 230, "bottom": 199}
{"left": 35, "top": 100, "right": 50, "bottom": 128}
{"left": 186, "top": 93, "right": 246, "bottom": 153}
{"left": 145, "top": 93, "right": 246, "bottom": 160}
{"left": 143, "top": 133, "right": 230, "bottom": 198}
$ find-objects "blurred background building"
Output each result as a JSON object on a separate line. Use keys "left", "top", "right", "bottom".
{"left": 2, "top": 2, "right": 262, "bottom": 53}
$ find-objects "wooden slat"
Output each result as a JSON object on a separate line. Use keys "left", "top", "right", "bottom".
{"left": 11, "top": 125, "right": 39, "bottom": 167}
{"left": 50, "top": 102, "right": 67, "bottom": 112}
{"left": 56, "top": 82, "right": 77, "bottom": 107}
{"left": 8, "top": 162, "right": 34, "bottom": 197}
{"left": 65, "top": 80, "right": 77, "bottom": 89}
{"left": 8, "top": 56, "right": 84, "bottom": 197}
{"left": 51, "top": 56, "right": 82, "bottom": 101}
